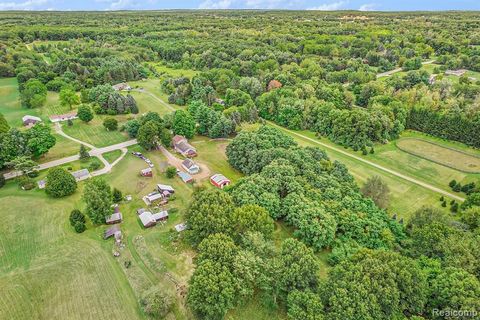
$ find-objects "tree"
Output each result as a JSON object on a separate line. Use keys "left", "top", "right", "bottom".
{"left": 461, "top": 192, "right": 480, "bottom": 210}
{"left": 287, "top": 290, "right": 324, "bottom": 320}
{"left": 83, "top": 178, "right": 112, "bottom": 224}
{"left": 197, "top": 233, "right": 238, "bottom": 267}
{"left": 188, "top": 260, "right": 237, "bottom": 320}
{"left": 160, "top": 128, "right": 173, "bottom": 147}
{"left": 112, "top": 188, "right": 123, "bottom": 203}
{"left": 137, "top": 121, "right": 159, "bottom": 150}
{"left": 124, "top": 119, "right": 140, "bottom": 138}
{"left": 20, "top": 79, "right": 47, "bottom": 108}
{"left": 278, "top": 238, "right": 319, "bottom": 294}
{"left": 74, "top": 221, "right": 86, "bottom": 233}
{"left": 140, "top": 287, "right": 175, "bottom": 318}
{"left": 323, "top": 249, "right": 427, "bottom": 320}
{"left": 79, "top": 144, "right": 90, "bottom": 160}
{"left": 361, "top": 175, "right": 390, "bottom": 209}
{"left": 103, "top": 117, "right": 118, "bottom": 131}
{"left": 165, "top": 166, "right": 177, "bottom": 178}
{"left": 232, "top": 205, "right": 274, "bottom": 240}
{"left": 0, "top": 112, "right": 9, "bottom": 134}
{"left": 77, "top": 105, "right": 94, "bottom": 123}
{"left": 172, "top": 109, "right": 195, "bottom": 138}
{"left": 59, "top": 87, "right": 80, "bottom": 110}
{"left": 69, "top": 209, "right": 86, "bottom": 226}
{"left": 461, "top": 207, "right": 480, "bottom": 230}
{"left": 6, "top": 156, "right": 38, "bottom": 175}
{"left": 45, "top": 167, "right": 77, "bottom": 198}
{"left": 25, "top": 124, "right": 56, "bottom": 158}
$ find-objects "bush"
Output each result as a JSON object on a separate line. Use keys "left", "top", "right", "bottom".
{"left": 453, "top": 183, "right": 462, "bottom": 192}
{"left": 27, "top": 170, "right": 39, "bottom": 178}
{"left": 140, "top": 287, "right": 174, "bottom": 318}
{"left": 19, "top": 177, "right": 35, "bottom": 190}
{"left": 451, "top": 202, "right": 459, "bottom": 213}
{"left": 45, "top": 168, "right": 77, "bottom": 198}
{"left": 112, "top": 188, "right": 123, "bottom": 203}
{"left": 89, "top": 161, "right": 101, "bottom": 171}
{"left": 0, "top": 174, "right": 5, "bottom": 188}
{"left": 103, "top": 117, "right": 118, "bottom": 131}
{"left": 449, "top": 180, "right": 457, "bottom": 188}
{"left": 70, "top": 209, "right": 86, "bottom": 226}
{"left": 439, "top": 196, "right": 444, "bottom": 201}
{"left": 441, "top": 200, "right": 447, "bottom": 207}
{"left": 166, "top": 166, "right": 177, "bottom": 179}
{"left": 74, "top": 221, "right": 86, "bottom": 233}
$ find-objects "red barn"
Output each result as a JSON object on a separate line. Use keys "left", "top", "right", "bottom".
{"left": 210, "top": 174, "right": 231, "bottom": 189}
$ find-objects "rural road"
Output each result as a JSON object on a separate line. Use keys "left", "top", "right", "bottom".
{"left": 269, "top": 122, "right": 466, "bottom": 202}
{"left": 3, "top": 125, "right": 138, "bottom": 180}
{"left": 376, "top": 59, "right": 436, "bottom": 78}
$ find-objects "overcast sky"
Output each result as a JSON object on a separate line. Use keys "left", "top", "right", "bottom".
{"left": 0, "top": 0, "right": 479, "bottom": 11}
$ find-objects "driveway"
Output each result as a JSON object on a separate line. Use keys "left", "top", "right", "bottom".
{"left": 158, "top": 146, "right": 211, "bottom": 181}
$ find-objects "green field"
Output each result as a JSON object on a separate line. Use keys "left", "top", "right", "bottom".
{"left": 103, "top": 150, "right": 123, "bottom": 164}
{"left": 397, "top": 137, "right": 480, "bottom": 173}
{"left": 62, "top": 118, "right": 129, "bottom": 148}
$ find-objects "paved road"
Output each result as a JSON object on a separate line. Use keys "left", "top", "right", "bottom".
{"left": 376, "top": 60, "right": 436, "bottom": 78}
{"left": 269, "top": 122, "right": 466, "bottom": 202}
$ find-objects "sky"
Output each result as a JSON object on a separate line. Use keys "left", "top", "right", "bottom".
{"left": 0, "top": 0, "right": 479, "bottom": 11}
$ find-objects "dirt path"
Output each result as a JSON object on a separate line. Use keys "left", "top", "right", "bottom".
{"left": 158, "top": 146, "right": 211, "bottom": 181}
{"left": 269, "top": 122, "right": 466, "bottom": 202}
{"left": 132, "top": 88, "right": 176, "bottom": 112}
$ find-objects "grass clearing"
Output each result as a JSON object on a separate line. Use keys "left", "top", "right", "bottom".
{"left": 103, "top": 150, "right": 123, "bottom": 164}
{"left": 397, "top": 138, "right": 480, "bottom": 173}
{"left": 62, "top": 118, "right": 129, "bottom": 148}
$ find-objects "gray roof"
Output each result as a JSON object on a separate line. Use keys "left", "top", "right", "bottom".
{"left": 182, "top": 158, "right": 198, "bottom": 169}
{"left": 71, "top": 169, "right": 90, "bottom": 179}
{"left": 178, "top": 171, "right": 193, "bottom": 183}
{"left": 175, "top": 223, "right": 187, "bottom": 232}
{"left": 152, "top": 211, "right": 168, "bottom": 221}
{"left": 157, "top": 184, "right": 175, "bottom": 192}
{"left": 139, "top": 211, "right": 156, "bottom": 227}
{"left": 106, "top": 212, "right": 122, "bottom": 224}
{"left": 104, "top": 225, "right": 120, "bottom": 239}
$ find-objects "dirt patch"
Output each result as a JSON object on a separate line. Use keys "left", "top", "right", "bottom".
{"left": 159, "top": 146, "right": 211, "bottom": 181}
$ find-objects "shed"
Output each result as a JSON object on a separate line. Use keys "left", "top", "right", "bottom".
{"left": 104, "top": 225, "right": 120, "bottom": 239}
{"left": 152, "top": 210, "right": 169, "bottom": 222}
{"left": 177, "top": 171, "right": 193, "bottom": 184}
{"left": 210, "top": 173, "right": 231, "bottom": 189}
{"left": 182, "top": 158, "right": 200, "bottom": 174}
{"left": 22, "top": 115, "right": 42, "bottom": 127}
{"left": 140, "top": 167, "right": 153, "bottom": 177}
{"left": 106, "top": 212, "right": 123, "bottom": 225}
{"left": 175, "top": 223, "right": 187, "bottom": 232}
{"left": 112, "top": 82, "right": 132, "bottom": 91}
{"left": 143, "top": 192, "right": 165, "bottom": 206}
{"left": 139, "top": 211, "right": 156, "bottom": 228}
{"left": 71, "top": 169, "right": 91, "bottom": 181}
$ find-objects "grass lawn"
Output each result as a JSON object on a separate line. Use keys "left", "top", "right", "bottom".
{"left": 103, "top": 150, "right": 123, "bottom": 164}
{"left": 149, "top": 63, "right": 199, "bottom": 79}
{"left": 396, "top": 137, "right": 480, "bottom": 173}
{"left": 62, "top": 118, "right": 129, "bottom": 148}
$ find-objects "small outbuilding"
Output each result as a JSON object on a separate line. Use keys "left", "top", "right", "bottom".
{"left": 210, "top": 173, "right": 231, "bottom": 189}
{"left": 22, "top": 115, "right": 42, "bottom": 127}
{"left": 143, "top": 192, "right": 166, "bottom": 206}
{"left": 152, "top": 210, "right": 169, "bottom": 222}
{"left": 182, "top": 158, "right": 200, "bottom": 174}
{"left": 139, "top": 211, "right": 156, "bottom": 228}
{"left": 177, "top": 171, "right": 193, "bottom": 184}
{"left": 175, "top": 223, "right": 187, "bottom": 232}
{"left": 137, "top": 208, "right": 147, "bottom": 215}
{"left": 140, "top": 167, "right": 153, "bottom": 177}
{"left": 71, "top": 169, "right": 91, "bottom": 181}
{"left": 106, "top": 212, "right": 123, "bottom": 225}
{"left": 157, "top": 184, "right": 175, "bottom": 194}
{"left": 37, "top": 179, "right": 46, "bottom": 189}
{"left": 112, "top": 82, "right": 132, "bottom": 91}
{"left": 104, "top": 225, "right": 120, "bottom": 239}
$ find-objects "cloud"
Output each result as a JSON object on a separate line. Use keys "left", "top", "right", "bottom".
{"left": 198, "top": 0, "right": 232, "bottom": 9}
{"left": 0, "top": 0, "right": 49, "bottom": 10}
{"left": 359, "top": 3, "right": 376, "bottom": 11}
{"left": 308, "top": 1, "right": 348, "bottom": 11}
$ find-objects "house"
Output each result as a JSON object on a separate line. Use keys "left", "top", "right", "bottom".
{"left": 37, "top": 179, "right": 46, "bottom": 189}
{"left": 106, "top": 212, "right": 123, "bottom": 225}
{"left": 210, "top": 173, "right": 231, "bottom": 189}
{"left": 71, "top": 169, "right": 91, "bottom": 181}
{"left": 137, "top": 208, "right": 147, "bottom": 215}
{"left": 175, "top": 223, "right": 187, "bottom": 232}
{"left": 177, "top": 171, "right": 193, "bottom": 184}
{"left": 142, "top": 192, "right": 166, "bottom": 206}
{"left": 139, "top": 211, "right": 156, "bottom": 228}
{"left": 445, "top": 69, "right": 468, "bottom": 77}
{"left": 49, "top": 111, "right": 78, "bottom": 123}
{"left": 152, "top": 210, "right": 169, "bottom": 222}
{"left": 181, "top": 158, "right": 200, "bottom": 174}
{"left": 104, "top": 225, "right": 120, "bottom": 239}
{"left": 140, "top": 167, "right": 153, "bottom": 177}
{"left": 267, "top": 79, "right": 282, "bottom": 91}
{"left": 157, "top": 184, "right": 175, "bottom": 194}
{"left": 112, "top": 82, "right": 132, "bottom": 91}
{"left": 22, "top": 115, "right": 42, "bottom": 127}
{"left": 172, "top": 135, "right": 197, "bottom": 158}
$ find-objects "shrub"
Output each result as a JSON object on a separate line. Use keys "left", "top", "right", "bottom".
{"left": 140, "top": 287, "right": 174, "bottom": 318}
{"left": 103, "top": 117, "right": 118, "bottom": 131}
{"left": 74, "top": 221, "right": 86, "bottom": 233}
{"left": 439, "top": 196, "right": 444, "bottom": 201}
{"left": 0, "top": 174, "right": 5, "bottom": 188}
{"left": 166, "top": 166, "right": 177, "bottom": 179}
{"left": 449, "top": 180, "right": 457, "bottom": 188}
{"left": 89, "top": 161, "right": 101, "bottom": 171}
{"left": 453, "top": 183, "right": 462, "bottom": 192}
{"left": 27, "top": 170, "right": 39, "bottom": 178}
{"left": 451, "top": 202, "right": 459, "bottom": 213}
{"left": 19, "top": 177, "right": 35, "bottom": 190}
{"left": 112, "top": 188, "right": 123, "bottom": 203}
{"left": 369, "top": 147, "right": 375, "bottom": 154}
{"left": 441, "top": 200, "right": 447, "bottom": 207}
{"left": 69, "top": 209, "right": 86, "bottom": 226}
{"left": 45, "top": 168, "right": 77, "bottom": 198}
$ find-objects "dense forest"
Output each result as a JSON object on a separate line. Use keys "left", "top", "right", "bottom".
{"left": 1, "top": 10, "right": 480, "bottom": 320}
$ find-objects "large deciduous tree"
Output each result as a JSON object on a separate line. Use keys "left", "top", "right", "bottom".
{"left": 45, "top": 167, "right": 77, "bottom": 198}
{"left": 172, "top": 109, "right": 195, "bottom": 138}
{"left": 20, "top": 79, "right": 47, "bottom": 108}
{"left": 83, "top": 178, "right": 112, "bottom": 224}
